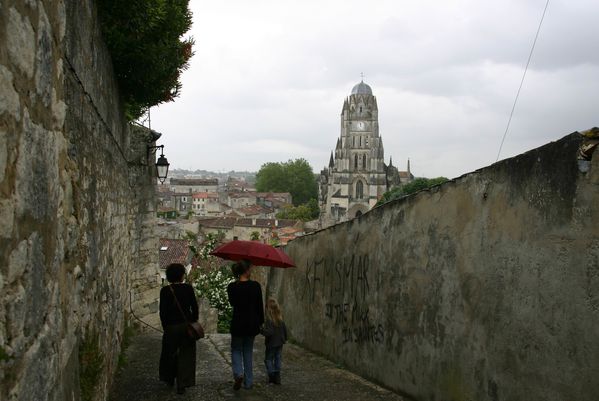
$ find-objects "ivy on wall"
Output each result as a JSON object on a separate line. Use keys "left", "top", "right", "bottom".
{"left": 96, "top": 0, "right": 194, "bottom": 119}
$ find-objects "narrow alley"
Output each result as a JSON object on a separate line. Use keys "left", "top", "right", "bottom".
{"left": 109, "top": 332, "right": 406, "bottom": 401}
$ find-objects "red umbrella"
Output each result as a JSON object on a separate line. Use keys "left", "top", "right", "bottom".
{"left": 210, "top": 240, "right": 295, "bottom": 268}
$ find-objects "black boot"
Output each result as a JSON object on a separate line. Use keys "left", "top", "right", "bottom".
{"left": 268, "top": 373, "right": 275, "bottom": 384}
{"left": 274, "top": 372, "right": 281, "bottom": 385}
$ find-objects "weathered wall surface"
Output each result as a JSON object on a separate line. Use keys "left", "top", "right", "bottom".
{"left": 268, "top": 133, "right": 599, "bottom": 401}
{"left": 0, "top": 1, "right": 159, "bottom": 400}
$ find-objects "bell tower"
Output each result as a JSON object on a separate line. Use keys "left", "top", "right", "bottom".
{"left": 320, "top": 80, "right": 390, "bottom": 226}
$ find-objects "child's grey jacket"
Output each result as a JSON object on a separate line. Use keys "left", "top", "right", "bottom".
{"left": 261, "top": 320, "right": 287, "bottom": 348}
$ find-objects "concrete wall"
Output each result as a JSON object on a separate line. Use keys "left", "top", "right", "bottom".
{"left": 268, "top": 133, "right": 599, "bottom": 401}
{"left": 0, "top": 1, "right": 158, "bottom": 400}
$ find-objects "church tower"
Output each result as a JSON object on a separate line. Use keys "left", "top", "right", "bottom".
{"left": 319, "top": 80, "right": 403, "bottom": 226}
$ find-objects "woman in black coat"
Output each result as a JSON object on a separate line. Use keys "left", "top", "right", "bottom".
{"left": 159, "top": 263, "right": 199, "bottom": 395}
{"left": 227, "top": 259, "right": 264, "bottom": 390}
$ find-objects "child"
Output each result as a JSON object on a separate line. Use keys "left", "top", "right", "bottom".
{"left": 262, "top": 298, "right": 287, "bottom": 385}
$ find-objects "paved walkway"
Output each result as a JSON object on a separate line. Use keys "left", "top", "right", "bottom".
{"left": 109, "top": 332, "right": 405, "bottom": 401}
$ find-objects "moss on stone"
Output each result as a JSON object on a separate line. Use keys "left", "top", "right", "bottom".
{"left": 78, "top": 334, "right": 104, "bottom": 401}
{"left": 0, "top": 345, "right": 10, "bottom": 362}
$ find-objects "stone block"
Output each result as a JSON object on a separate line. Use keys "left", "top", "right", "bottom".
{"left": 35, "top": 3, "right": 53, "bottom": 108}
{"left": 15, "top": 110, "right": 60, "bottom": 220}
{"left": 0, "top": 130, "right": 6, "bottom": 183}
{"left": 0, "top": 65, "right": 21, "bottom": 121}
{"left": 7, "top": 7, "right": 35, "bottom": 79}
{"left": 8, "top": 238, "right": 28, "bottom": 283}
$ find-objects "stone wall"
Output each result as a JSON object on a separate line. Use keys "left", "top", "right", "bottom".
{"left": 0, "top": 1, "right": 158, "bottom": 401}
{"left": 268, "top": 133, "right": 599, "bottom": 401}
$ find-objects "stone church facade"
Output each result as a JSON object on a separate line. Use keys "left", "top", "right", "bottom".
{"left": 319, "top": 81, "right": 413, "bottom": 226}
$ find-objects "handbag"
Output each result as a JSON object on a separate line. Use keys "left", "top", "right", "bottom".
{"left": 168, "top": 285, "right": 205, "bottom": 340}
{"left": 187, "top": 321, "right": 205, "bottom": 340}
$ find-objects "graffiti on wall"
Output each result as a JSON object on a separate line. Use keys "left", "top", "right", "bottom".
{"left": 303, "top": 253, "right": 386, "bottom": 345}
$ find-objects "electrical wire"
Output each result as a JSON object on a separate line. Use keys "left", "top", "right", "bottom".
{"left": 496, "top": 0, "right": 550, "bottom": 162}
{"left": 129, "top": 291, "right": 164, "bottom": 333}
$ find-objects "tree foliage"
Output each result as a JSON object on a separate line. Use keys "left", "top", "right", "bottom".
{"left": 255, "top": 159, "right": 318, "bottom": 206}
{"left": 376, "top": 177, "right": 449, "bottom": 206}
{"left": 276, "top": 198, "right": 319, "bottom": 221}
{"left": 96, "top": 0, "right": 193, "bottom": 119}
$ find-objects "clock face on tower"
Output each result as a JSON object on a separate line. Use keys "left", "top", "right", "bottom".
{"left": 357, "top": 121, "right": 366, "bottom": 131}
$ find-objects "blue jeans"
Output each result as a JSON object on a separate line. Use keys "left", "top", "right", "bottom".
{"left": 231, "top": 336, "right": 255, "bottom": 388}
{"left": 264, "top": 345, "right": 282, "bottom": 374}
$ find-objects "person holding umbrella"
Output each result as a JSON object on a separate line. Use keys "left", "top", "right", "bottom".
{"left": 227, "top": 259, "right": 264, "bottom": 390}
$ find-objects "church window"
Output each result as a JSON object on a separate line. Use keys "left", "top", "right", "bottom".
{"left": 359, "top": 106, "right": 362, "bottom": 113}
{"left": 353, "top": 137, "right": 355, "bottom": 147}
{"left": 359, "top": 136, "right": 362, "bottom": 147}
{"left": 363, "top": 154, "right": 367, "bottom": 169}
{"left": 356, "top": 181, "right": 364, "bottom": 199}
{"left": 354, "top": 154, "right": 358, "bottom": 170}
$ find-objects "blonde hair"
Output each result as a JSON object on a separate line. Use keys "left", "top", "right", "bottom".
{"left": 265, "top": 298, "right": 283, "bottom": 326}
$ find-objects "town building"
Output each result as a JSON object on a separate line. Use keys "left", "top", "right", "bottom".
{"left": 319, "top": 80, "right": 413, "bottom": 226}
{"left": 170, "top": 178, "right": 219, "bottom": 193}
{"left": 191, "top": 192, "right": 221, "bottom": 216}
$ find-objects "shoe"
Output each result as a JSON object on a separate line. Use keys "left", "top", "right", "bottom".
{"left": 268, "top": 373, "right": 275, "bottom": 384}
{"left": 274, "top": 372, "right": 281, "bottom": 385}
{"left": 233, "top": 376, "right": 243, "bottom": 391}
{"left": 177, "top": 387, "right": 185, "bottom": 395}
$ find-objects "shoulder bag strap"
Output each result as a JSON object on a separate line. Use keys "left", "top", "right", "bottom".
{"left": 168, "top": 284, "right": 189, "bottom": 323}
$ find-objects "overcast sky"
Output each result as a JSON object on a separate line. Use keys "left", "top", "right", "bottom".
{"left": 151, "top": 0, "right": 598, "bottom": 179}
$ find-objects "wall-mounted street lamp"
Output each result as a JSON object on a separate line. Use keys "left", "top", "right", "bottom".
{"left": 148, "top": 144, "right": 170, "bottom": 184}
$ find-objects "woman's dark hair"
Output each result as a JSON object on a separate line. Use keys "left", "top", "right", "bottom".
{"left": 231, "top": 259, "right": 251, "bottom": 278}
{"left": 166, "top": 263, "right": 186, "bottom": 283}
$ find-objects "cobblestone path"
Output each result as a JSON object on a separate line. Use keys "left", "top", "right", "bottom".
{"left": 109, "top": 332, "right": 405, "bottom": 401}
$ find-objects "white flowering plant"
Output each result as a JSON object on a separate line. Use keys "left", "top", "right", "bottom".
{"left": 189, "top": 232, "right": 233, "bottom": 332}
{"left": 191, "top": 265, "right": 234, "bottom": 332}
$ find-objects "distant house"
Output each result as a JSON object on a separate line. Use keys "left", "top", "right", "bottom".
{"left": 170, "top": 178, "right": 219, "bottom": 194}
{"left": 192, "top": 192, "right": 221, "bottom": 216}
{"left": 225, "top": 177, "right": 251, "bottom": 192}
{"left": 236, "top": 204, "right": 275, "bottom": 219}
{"left": 159, "top": 238, "right": 193, "bottom": 283}
{"left": 256, "top": 192, "right": 292, "bottom": 206}
{"left": 198, "top": 217, "right": 300, "bottom": 242}
{"left": 172, "top": 193, "right": 193, "bottom": 214}
{"left": 274, "top": 223, "right": 306, "bottom": 245}
{"left": 157, "top": 207, "right": 177, "bottom": 219}
{"left": 156, "top": 189, "right": 175, "bottom": 211}
{"left": 227, "top": 191, "right": 257, "bottom": 209}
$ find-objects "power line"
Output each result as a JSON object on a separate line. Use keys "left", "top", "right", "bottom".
{"left": 496, "top": 0, "right": 550, "bottom": 162}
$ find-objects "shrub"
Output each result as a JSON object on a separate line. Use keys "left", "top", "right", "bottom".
{"left": 191, "top": 265, "right": 234, "bottom": 333}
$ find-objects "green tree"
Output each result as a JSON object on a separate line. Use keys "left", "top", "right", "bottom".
{"left": 255, "top": 159, "right": 318, "bottom": 206}
{"left": 249, "top": 231, "right": 260, "bottom": 241}
{"left": 97, "top": 0, "right": 194, "bottom": 119}
{"left": 376, "top": 177, "right": 449, "bottom": 206}
{"left": 276, "top": 198, "right": 320, "bottom": 221}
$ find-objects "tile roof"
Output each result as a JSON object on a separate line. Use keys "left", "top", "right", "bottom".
{"left": 192, "top": 192, "right": 219, "bottom": 199}
{"left": 159, "top": 238, "right": 191, "bottom": 269}
{"left": 170, "top": 178, "right": 219, "bottom": 186}
{"left": 237, "top": 204, "right": 273, "bottom": 216}
{"left": 198, "top": 217, "right": 298, "bottom": 229}
{"left": 228, "top": 191, "right": 257, "bottom": 199}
